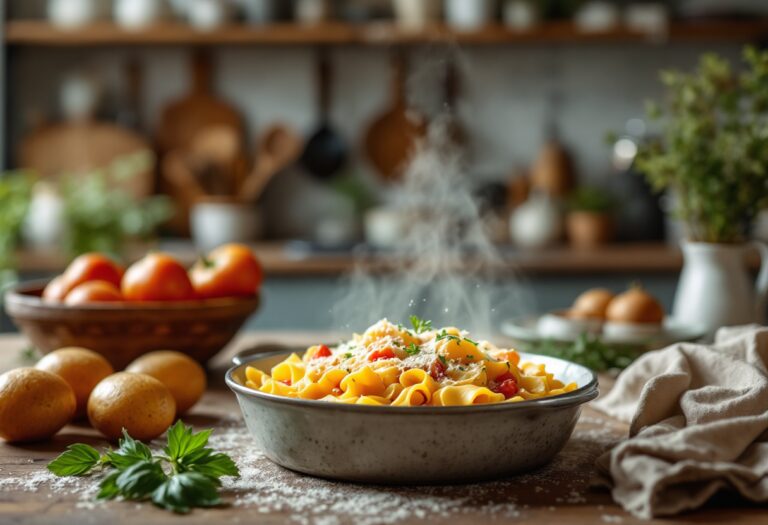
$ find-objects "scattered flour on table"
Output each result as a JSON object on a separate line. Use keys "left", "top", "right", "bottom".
{"left": 208, "top": 416, "right": 622, "bottom": 525}
{"left": 0, "top": 415, "right": 622, "bottom": 525}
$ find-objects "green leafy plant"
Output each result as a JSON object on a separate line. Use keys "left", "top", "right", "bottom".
{"left": 48, "top": 421, "right": 239, "bottom": 514}
{"left": 522, "top": 333, "right": 643, "bottom": 372}
{"left": 0, "top": 172, "right": 33, "bottom": 290}
{"left": 637, "top": 46, "right": 768, "bottom": 243}
{"left": 60, "top": 150, "right": 172, "bottom": 257}
{"left": 567, "top": 186, "right": 616, "bottom": 214}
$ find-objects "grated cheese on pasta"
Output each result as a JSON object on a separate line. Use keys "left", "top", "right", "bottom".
{"left": 244, "top": 319, "right": 578, "bottom": 406}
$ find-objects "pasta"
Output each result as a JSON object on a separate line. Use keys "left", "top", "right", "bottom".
{"left": 244, "top": 318, "right": 578, "bottom": 406}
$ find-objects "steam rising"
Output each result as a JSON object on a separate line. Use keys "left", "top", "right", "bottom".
{"left": 332, "top": 118, "right": 534, "bottom": 338}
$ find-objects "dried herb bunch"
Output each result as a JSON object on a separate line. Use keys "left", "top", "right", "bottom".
{"left": 638, "top": 47, "right": 768, "bottom": 243}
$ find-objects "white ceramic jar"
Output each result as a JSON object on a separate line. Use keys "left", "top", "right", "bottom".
{"left": 445, "top": 0, "right": 495, "bottom": 31}
{"left": 48, "top": 0, "right": 100, "bottom": 29}
{"left": 187, "top": 0, "right": 231, "bottom": 30}
{"left": 114, "top": 0, "right": 165, "bottom": 30}
{"left": 190, "top": 200, "right": 262, "bottom": 252}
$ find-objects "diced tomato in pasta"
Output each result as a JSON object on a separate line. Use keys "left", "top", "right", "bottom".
{"left": 313, "top": 345, "right": 332, "bottom": 359}
{"left": 369, "top": 348, "right": 396, "bottom": 361}
{"left": 491, "top": 373, "right": 519, "bottom": 399}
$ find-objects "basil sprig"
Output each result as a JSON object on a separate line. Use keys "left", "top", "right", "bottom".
{"left": 48, "top": 421, "right": 239, "bottom": 513}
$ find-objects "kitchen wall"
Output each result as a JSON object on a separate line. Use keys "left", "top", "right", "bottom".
{"left": 8, "top": 41, "right": 743, "bottom": 196}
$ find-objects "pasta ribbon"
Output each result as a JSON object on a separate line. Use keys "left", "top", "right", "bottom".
{"left": 243, "top": 319, "right": 578, "bottom": 407}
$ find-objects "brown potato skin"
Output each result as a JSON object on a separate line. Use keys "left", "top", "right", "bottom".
{"left": 126, "top": 351, "right": 207, "bottom": 414}
{"left": 88, "top": 372, "right": 176, "bottom": 441}
{"left": 36, "top": 347, "right": 114, "bottom": 419}
{"left": 0, "top": 368, "right": 76, "bottom": 443}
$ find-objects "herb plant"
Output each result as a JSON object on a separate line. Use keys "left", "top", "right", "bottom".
{"left": 0, "top": 172, "right": 32, "bottom": 288}
{"left": 521, "top": 333, "right": 644, "bottom": 372}
{"left": 567, "top": 186, "right": 615, "bottom": 214}
{"left": 48, "top": 421, "right": 239, "bottom": 514}
{"left": 637, "top": 47, "right": 768, "bottom": 243}
{"left": 60, "top": 150, "right": 172, "bottom": 257}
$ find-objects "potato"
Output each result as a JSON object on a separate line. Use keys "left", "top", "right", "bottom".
{"left": 126, "top": 351, "right": 206, "bottom": 414}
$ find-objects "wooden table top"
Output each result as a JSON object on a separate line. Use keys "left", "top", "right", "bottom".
{"left": 0, "top": 332, "right": 764, "bottom": 525}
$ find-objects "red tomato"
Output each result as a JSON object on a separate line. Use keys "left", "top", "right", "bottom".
{"left": 65, "top": 281, "right": 123, "bottom": 306}
{"left": 122, "top": 253, "right": 195, "bottom": 302}
{"left": 43, "top": 253, "right": 124, "bottom": 302}
{"left": 189, "top": 244, "right": 263, "bottom": 300}
{"left": 491, "top": 372, "right": 519, "bottom": 399}
{"left": 369, "top": 348, "right": 396, "bottom": 362}
{"left": 429, "top": 359, "right": 447, "bottom": 381}
{"left": 312, "top": 345, "right": 332, "bottom": 359}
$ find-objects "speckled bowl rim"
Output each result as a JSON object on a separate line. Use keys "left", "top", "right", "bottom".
{"left": 225, "top": 350, "right": 599, "bottom": 415}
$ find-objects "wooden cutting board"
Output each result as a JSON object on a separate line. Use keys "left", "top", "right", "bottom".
{"left": 364, "top": 53, "right": 427, "bottom": 183}
{"left": 157, "top": 52, "right": 244, "bottom": 154}
{"left": 157, "top": 51, "right": 245, "bottom": 233}
{"left": 19, "top": 121, "right": 153, "bottom": 198}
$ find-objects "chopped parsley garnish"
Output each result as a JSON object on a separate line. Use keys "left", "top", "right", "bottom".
{"left": 437, "top": 355, "right": 448, "bottom": 366}
{"left": 464, "top": 337, "right": 478, "bottom": 346}
{"left": 405, "top": 343, "right": 420, "bottom": 356}
{"left": 344, "top": 353, "right": 353, "bottom": 359}
{"left": 436, "top": 330, "right": 460, "bottom": 342}
{"left": 466, "top": 354, "right": 474, "bottom": 360}
{"left": 409, "top": 315, "right": 433, "bottom": 334}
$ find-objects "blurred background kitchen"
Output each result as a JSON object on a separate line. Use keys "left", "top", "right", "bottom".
{"left": 1, "top": 0, "right": 767, "bottom": 332}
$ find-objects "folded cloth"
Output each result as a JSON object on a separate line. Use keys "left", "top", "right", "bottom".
{"left": 593, "top": 325, "right": 768, "bottom": 518}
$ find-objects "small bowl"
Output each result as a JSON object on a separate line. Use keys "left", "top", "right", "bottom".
{"left": 226, "top": 349, "right": 598, "bottom": 484}
{"left": 537, "top": 309, "right": 602, "bottom": 340}
{"left": 4, "top": 280, "right": 260, "bottom": 369}
{"left": 603, "top": 320, "right": 664, "bottom": 343}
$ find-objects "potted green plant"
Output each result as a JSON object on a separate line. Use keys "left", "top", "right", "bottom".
{"left": 637, "top": 47, "right": 768, "bottom": 334}
{"left": 566, "top": 186, "right": 616, "bottom": 249}
{"left": 0, "top": 173, "right": 32, "bottom": 292}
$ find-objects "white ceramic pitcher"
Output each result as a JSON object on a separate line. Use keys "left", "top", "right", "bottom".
{"left": 673, "top": 241, "right": 768, "bottom": 335}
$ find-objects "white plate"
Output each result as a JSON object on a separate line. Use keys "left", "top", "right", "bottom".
{"left": 501, "top": 315, "right": 706, "bottom": 347}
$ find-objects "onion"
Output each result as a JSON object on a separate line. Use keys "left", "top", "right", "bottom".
{"left": 570, "top": 288, "right": 614, "bottom": 320}
{"left": 606, "top": 286, "right": 664, "bottom": 324}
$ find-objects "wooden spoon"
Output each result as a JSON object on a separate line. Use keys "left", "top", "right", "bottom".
{"left": 364, "top": 52, "right": 427, "bottom": 182}
{"left": 239, "top": 124, "right": 303, "bottom": 203}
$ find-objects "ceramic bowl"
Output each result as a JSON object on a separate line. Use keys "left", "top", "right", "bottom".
{"left": 226, "top": 349, "right": 598, "bottom": 484}
{"left": 602, "top": 320, "right": 664, "bottom": 342}
{"left": 4, "top": 280, "right": 260, "bottom": 369}
{"left": 537, "top": 309, "right": 602, "bottom": 340}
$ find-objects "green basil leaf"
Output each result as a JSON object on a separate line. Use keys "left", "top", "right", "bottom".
{"left": 115, "top": 460, "right": 166, "bottom": 499}
{"left": 164, "top": 421, "right": 213, "bottom": 461}
{"left": 97, "top": 471, "right": 121, "bottom": 500}
{"left": 106, "top": 429, "right": 152, "bottom": 470}
{"left": 47, "top": 443, "right": 102, "bottom": 476}
{"left": 179, "top": 449, "right": 240, "bottom": 479}
{"left": 152, "top": 472, "right": 221, "bottom": 514}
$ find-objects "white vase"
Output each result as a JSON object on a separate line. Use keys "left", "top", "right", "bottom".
{"left": 445, "top": 0, "right": 495, "bottom": 31}
{"left": 509, "top": 193, "right": 562, "bottom": 249}
{"left": 673, "top": 241, "right": 768, "bottom": 336}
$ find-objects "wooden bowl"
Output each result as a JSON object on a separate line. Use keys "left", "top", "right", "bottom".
{"left": 4, "top": 281, "right": 260, "bottom": 370}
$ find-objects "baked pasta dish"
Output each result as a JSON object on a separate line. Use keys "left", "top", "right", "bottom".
{"left": 244, "top": 318, "right": 578, "bottom": 406}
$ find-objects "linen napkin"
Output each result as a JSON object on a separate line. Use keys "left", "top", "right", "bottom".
{"left": 593, "top": 325, "right": 768, "bottom": 518}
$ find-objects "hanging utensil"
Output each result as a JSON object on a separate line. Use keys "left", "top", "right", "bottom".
{"left": 240, "top": 124, "right": 303, "bottom": 203}
{"left": 301, "top": 51, "right": 348, "bottom": 181}
{"left": 364, "top": 52, "right": 427, "bottom": 182}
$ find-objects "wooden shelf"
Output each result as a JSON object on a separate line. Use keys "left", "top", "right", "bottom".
{"left": 5, "top": 20, "right": 768, "bottom": 47}
{"left": 14, "top": 241, "right": 695, "bottom": 276}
